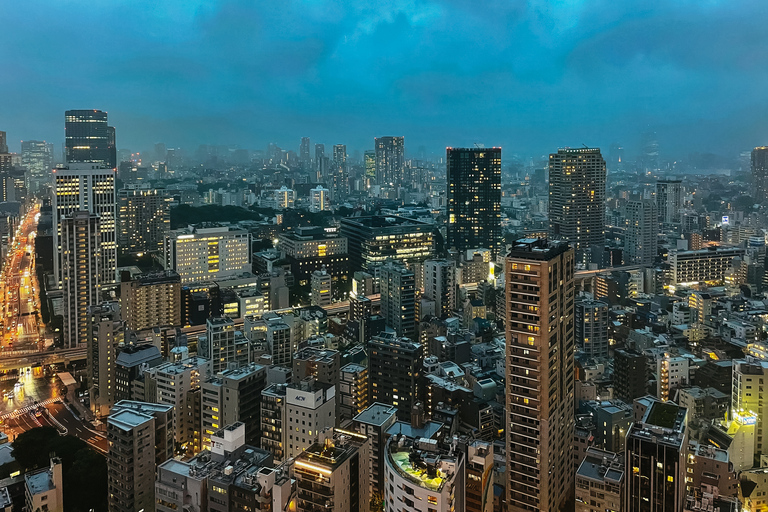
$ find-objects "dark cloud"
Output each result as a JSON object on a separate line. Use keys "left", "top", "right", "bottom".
{"left": 1, "top": 0, "right": 767, "bottom": 159}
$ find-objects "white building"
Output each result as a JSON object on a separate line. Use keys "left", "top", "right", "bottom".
{"left": 273, "top": 186, "right": 296, "bottom": 209}
{"left": 657, "top": 354, "right": 691, "bottom": 401}
{"left": 164, "top": 224, "right": 251, "bottom": 283}
{"left": 310, "top": 268, "right": 332, "bottom": 307}
{"left": 309, "top": 186, "right": 330, "bottom": 212}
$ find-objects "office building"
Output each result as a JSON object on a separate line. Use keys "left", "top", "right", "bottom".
{"left": 315, "top": 143, "right": 325, "bottom": 179}
{"left": 423, "top": 259, "right": 457, "bottom": 318}
{"left": 309, "top": 185, "right": 330, "bottom": 212}
{"left": 24, "top": 458, "right": 63, "bottom": 512}
{"left": 339, "top": 363, "right": 369, "bottom": 422}
{"left": 752, "top": 146, "right": 768, "bottom": 203}
{"left": 260, "top": 379, "right": 336, "bottom": 463}
{"left": 21, "top": 140, "right": 53, "bottom": 192}
{"left": 201, "top": 363, "right": 267, "bottom": 448}
{"left": 446, "top": 147, "right": 502, "bottom": 258}
{"left": 61, "top": 211, "right": 101, "bottom": 348}
{"left": 265, "top": 315, "right": 293, "bottom": 366}
{"left": 505, "top": 238, "right": 575, "bottom": 511}
{"left": 114, "top": 343, "right": 163, "bottom": 402}
{"left": 107, "top": 400, "right": 174, "bottom": 512}
{"left": 364, "top": 149, "right": 375, "bottom": 184}
{"left": 292, "top": 347, "right": 341, "bottom": 390}
{"left": 120, "top": 270, "right": 181, "bottom": 332}
{"left": 625, "top": 401, "right": 688, "bottom": 512}
{"left": 197, "top": 317, "right": 250, "bottom": 374}
{"left": 624, "top": 199, "right": 658, "bottom": 265}
{"left": 732, "top": 359, "right": 768, "bottom": 455}
{"left": 331, "top": 144, "right": 347, "bottom": 199}
{"left": 374, "top": 136, "right": 405, "bottom": 185}
{"left": 613, "top": 349, "right": 648, "bottom": 403}
{"left": 310, "top": 268, "right": 332, "bottom": 306}
{"left": 384, "top": 432, "right": 465, "bottom": 512}
{"left": 368, "top": 332, "right": 423, "bottom": 420}
{"left": 145, "top": 357, "right": 209, "bottom": 453}
{"left": 65, "top": 109, "right": 116, "bottom": 168}
{"left": 294, "top": 428, "right": 371, "bottom": 512}
{"left": 117, "top": 185, "right": 171, "bottom": 256}
{"left": 300, "top": 136, "right": 311, "bottom": 168}
{"left": 575, "top": 447, "right": 624, "bottom": 512}
{"left": 656, "top": 179, "right": 684, "bottom": 226}
{"left": 379, "top": 261, "right": 416, "bottom": 338}
{"left": 164, "top": 224, "right": 251, "bottom": 284}
{"left": 548, "top": 148, "right": 606, "bottom": 266}
{"left": 340, "top": 215, "right": 434, "bottom": 271}
{"left": 575, "top": 296, "right": 609, "bottom": 359}
{"left": 278, "top": 226, "right": 348, "bottom": 282}
{"left": 87, "top": 302, "right": 124, "bottom": 417}
{"left": 669, "top": 246, "right": 744, "bottom": 285}
{"left": 52, "top": 164, "right": 117, "bottom": 284}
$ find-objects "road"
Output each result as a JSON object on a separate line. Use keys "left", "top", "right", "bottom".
{"left": 0, "top": 204, "right": 43, "bottom": 353}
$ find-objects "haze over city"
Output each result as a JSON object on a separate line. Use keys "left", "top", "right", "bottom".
{"left": 3, "top": 0, "right": 768, "bottom": 159}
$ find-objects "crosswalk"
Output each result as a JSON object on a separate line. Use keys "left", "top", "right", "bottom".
{"left": 0, "top": 397, "right": 60, "bottom": 420}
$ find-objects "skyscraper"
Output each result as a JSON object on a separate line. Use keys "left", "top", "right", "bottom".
{"left": 656, "top": 179, "right": 683, "bottom": 227}
{"left": 752, "top": 146, "right": 768, "bottom": 203}
{"left": 548, "top": 147, "right": 606, "bottom": 266}
{"left": 505, "top": 238, "right": 575, "bottom": 512}
{"left": 87, "top": 302, "right": 124, "bottom": 417}
{"left": 117, "top": 184, "right": 171, "bottom": 256}
{"left": 368, "top": 332, "right": 424, "bottom": 420}
{"left": 299, "top": 136, "right": 311, "bottom": 169}
{"left": 374, "top": 136, "right": 404, "bottom": 186}
{"left": 21, "top": 140, "right": 53, "bottom": 192}
{"left": 423, "top": 259, "right": 457, "bottom": 318}
{"left": 315, "top": 143, "right": 325, "bottom": 181}
{"left": 52, "top": 164, "right": 117, "bottom": 285}
{"left": 65, "top": 109, "right": 116, "bottom": 168}
{"left": 364, "top": 149, "right": 375, "bottom": 186}
{"left": 624, "top": 199, "right": 658, "bottom": 265}
{"left": 447, "top": 147, "right": 502, "bottom": 258}
{"left": 379, "top": 261, "right": 415, "bottom": 339}
{"left": 331, "top": 144, "right": 347, "bottom": 199}
{"left": 61, "top": 212, "right": 101, "bottom": 348}
{"left": 0, "top": 131, "right": 7, "bottom": 153}
{"left": 575, "top": 296, "right": 609, "bottom": 359}
{"left": 641, "top": 131, "right": 660, "bottom": 174}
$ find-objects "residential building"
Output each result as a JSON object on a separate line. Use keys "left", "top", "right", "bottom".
{"left": 575, "top": 447, "right": 623, "bottom": 512}
{"left": 575, "top": 296, "right": 609, "bottom": 359}
{"left": 25, "top": 458, "right": 63, "bottom": 512}
{"left": 197, "top": 317, "right": 250, "bottom": 374}
{"left": 505, "top": 238, "right": 575, "bottom": 511}
{"left": 374, "top": 136, "right": 405, "bottom": 186}
{"left": 310, "top": 268, "right": 332, "bottom": 307}
{"left": 423, "top": 259, "right": 457, "bottom": 318}
{"left": 548, "top": 148, "right": 606, "bottom": 266}
{"left": 657, "top": 354, "right": 691, "bottom": 401}
{"left": 114, "top": 343, "right": 163, "bottom": 402}
{"left": 117, "top": 185, "right": 171, "bottom": 256}
{"left": 339, "top": 363, "right": 369, "bottom": 422}
{"left": 613, "top": 349, "right": 648, "bottom": 403}
{"left": 368, "top": 332, "right": 424, "bottom": 421}
{"left": 164, "top": 224, "right": 251, "bottom": 284}
{"left": 87, "top": 302, "right": 124, "bottom": 417}
{"left": 624, "top": 199, "right": 658, "bottom": 265}
{"left": 309, "top": 185, "right": 330, "bottom": 212}
{"left": 656, "top": 179, "right": 684, "bottom": 226}
{"left": 732, "top": 358, "right": 768, "bottom": 455}
{"left": 353, "top": 403, "right": 399, "bottom": 500}
{"left": 379, "top": 261, "right": 416, "bottom": 339}
{"left": 465, "top": 440, "right": 494, "bottom": 512}
{"left": 120, "top": 270, "right": 181, "bottom": 331}
{"left": 446, "top": 147, "right": 502, "bottom": 258}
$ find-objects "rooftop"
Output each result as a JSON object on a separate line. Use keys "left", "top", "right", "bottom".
{"left": 507, "top": 238, "right": 570, "bottom": 260}
{"left": 353, "top": 403, "right": 399, "bottom": 427}
{"left": 294, "top": 347, "right": 339, "bottom": 364}
{"left": 25, "top": 465, "right": 57, "bottom": 495}
{"left": 386, "top": 435, "right": 459, "bottom": 492}
{"left": 341, "top": 215, "right": 431, "bottom": 229}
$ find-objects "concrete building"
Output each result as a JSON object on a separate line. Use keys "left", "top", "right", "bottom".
{"left": 575, "top": 447, "right": 624, "bottom": 512}
{"left": 201, "top": 363, "right": 267, "bottom": 448}
{"left": 278, "top": 226, "right": 348, "bottom": 282}
{"left": 368, "top": 333, "right": 424, "bottom": 421}
{"left": 24, "top": 458, "right": 63, "bottom": 512}
{"left": 353, "top": 403, "right": 399, "bottom": 500}
{"left": 732, "top": 358, "right": 768, "bottom": 456}
{"left": 197, "top": 317, "right": 250, "bottom": 374}
{"left": 310, "top": 268, "right": 332, "bottom": 307}
{"left": 575, "top": 296, "right": 609, "bottom": 359}
{"left": 87, "top": 302, "right": 124, "bottom": 417}
{"left": 164, "top": 224, "right": 251, "bottom": 284}
{"left": 309, "top": 185, "right": 330, "bottom": 212}
{"left": 379, "top": 261, "right": 416, "bottom": 339}
{"left": 614, "top": 349, "right": 648, "bottom": 403}
{"left": 656, "top": 179, "right": 684, "bottom": 227}
{"left": 384, "top": 432, "right": 465, "bottom": 512}
{"left": 120, "top": 270, "right": 181, "bottom": 331}
{"left": 107, "top": 400, "right": 174, "bottom": 512}
{"left": 114, "top": 343, "right": 163, "bottom": 402}
{"left": 374, "top": 136, "right": 405, "bottom": 186}
{"left": 340, "top": 215, "right": 433, "bottom": 271}
{"left": 465, "top": 440, "right": 494, "bottom": 512}
{"left": 624, "top": 199, "right": 658, "bottom": 265}
{"left": 61, "top": 211, "right": 101, "bottom": 348}
{"left": 52, "top": 163, "right": 116, "bottom": 285}
{"left": 669, "top": 247, "right": 745, "bottom": 285}
{"left": 423, "top": 259, "right": 457, "bottom": 318}
{"left": 505, "top": 238, "right": 575, "bottom": 511}
{"left": 117, "top": 185, "right": 171, "bottom": 256}
{"left": 548, "top": 148, "right": 606, "bottom": 266}
{"left": 339, "top": 363, "right": 369, "bottom": 422}
{"left": 657, "top": 354, "right": 691, "bottom": 402}
{"left": 293, "top": 428, "right": 371, "bottom": 512}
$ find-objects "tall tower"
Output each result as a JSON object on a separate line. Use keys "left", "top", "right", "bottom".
{"left": 61, "top": 211, "right": 101, "bottom": 348}
{"left": 752, "top": 146, "right": 768, "bottom": 203}
{"left": 65, "top": 109, "right": 115, "bottom": 167}
{"left": 21, "top": 140, "right": 53, "bottom": 192}
{"left": 87, "top": 302, "right": 124, "bottom": 417}
{"left": 331, "top": 144, "right": 347, "bottom": 199}
{"left": 374, "top": 136, "right": 405, "bottom": 186}
{"left": 548, "top": 147, "right": 606, "bottom": 266}
{"left": 656, "top": 179, "right": 683, "bottom": 227}
{"left": 364, "top": 149, "right": 376, "bottom": 186}
{"left": 446, "top": 147, "right": 502, "bottom": 258}
{"left": 423, "top": 259, "right": 457, "bottom": 318}
{"left": 299, "top": 137, "right": 311, "bottom": 169}
{"left": 52, "top": 164, "right": 117, "bottom": 285}
{"left": 314, "top": 143, "right": 325, "bottom": 181}
{"left": 624, "top": 199, "right": 658, "bottom": 265}
{"left": 379, "top": 261, "right": 416, "bottom": 339}
{"left": 505, "top": 238, "right": 575, "bottom": 511}
{"left": 117, "top": 185, "right": 171, "bottom": 257}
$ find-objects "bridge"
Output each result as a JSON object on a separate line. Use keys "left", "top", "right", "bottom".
{"left": 0, "top": 347, "right": 86, "bottom": 371}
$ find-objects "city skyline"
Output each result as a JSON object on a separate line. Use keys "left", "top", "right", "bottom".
{"left": 2, "top": 2, "right": 768, "bottom": 158}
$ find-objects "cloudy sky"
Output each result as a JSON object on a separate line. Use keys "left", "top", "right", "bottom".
{"left": 2, "top": 0, "right": 767, "bottom": 159}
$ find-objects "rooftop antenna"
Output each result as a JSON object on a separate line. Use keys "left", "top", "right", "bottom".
{"left": 474, "top": 143, "right": 485, "bottom": 148}
{"left": 582, "top": 144, "right": 589, "bottom": 148}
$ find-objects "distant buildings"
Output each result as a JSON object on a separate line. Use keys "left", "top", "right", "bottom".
{"left": 752, "top": 146, "right": 768, "bottom": 203}
{"left": 656, "top": 179, "right": 684, "bottom": 227}
{"left": 624, "top": 199, "right": 658, "bottom": 265}
{"left": 446, "top": 147, "right": 502, "bottom": 258}
{"left": 505, "top": 238, "right": 575, "bottom": 511}
{"left": 117, "top": 185, "right": 171, "bottom": 256}
{"left": 548, "top": 147, "right": 606, "bottom": 266}
{"left": 374, "top": 136, "right": 405, "bottom": 186}
{"left": 64, "top": 109, "right": 116, "bottom": 168}
{"left": 340, "top": 215, "right": 433, "bottom": 271}
{"left": 309, "top": 185, "right": 330, "bottom": 212}
{"left": 669, "top": 246, "right": 745, "bottom": 285}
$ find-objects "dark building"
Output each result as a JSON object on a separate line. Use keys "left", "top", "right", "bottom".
{"left": 374, "top": 136, "right": 405, "bottom": 186}
{"left": 65, "top": 109, "right": 116, "bottom": 168}
{"left": 693, "top": 360, "right": 733, "bottom": 397}
{"left": 625, "top": 401, "right": 688, "bottom": 512}
{"left": 368, "top": 332, "right": 424, "bottom": 421}
{"left": 114, "top": 343, "right": 163, "bottom": 402}
{"left": 613, "top": 349, "right": 648, "bottom": 403}
{"left": 548, "top": 147, "right": 607, "bottom": 266}
{"left": 752, "top": 146, "right": 768, "bottom": 203}
{"left": 278, "top": 226, "right": 349, "bottom": 285}
{"left": 340, "top": 215, "right": 434, "bottom": 271}
{"left": 182, "top": 283, "right": 221, "bottom": 327}
{"left": 446, "top": 147, "right": 502, "bottom": 258}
